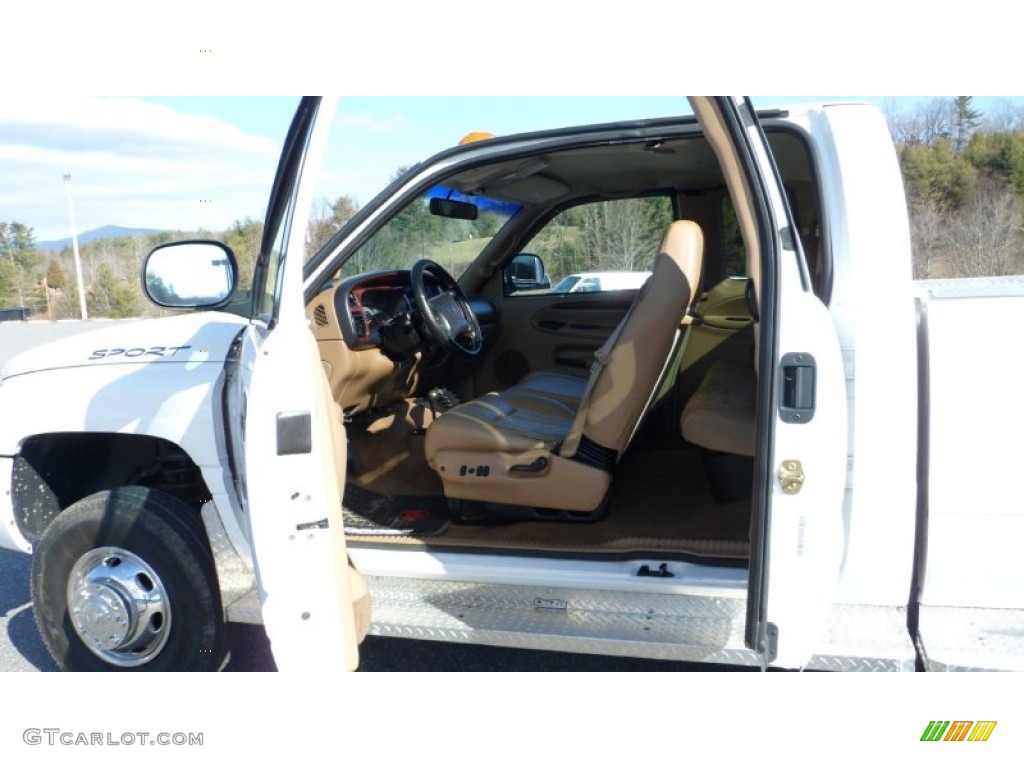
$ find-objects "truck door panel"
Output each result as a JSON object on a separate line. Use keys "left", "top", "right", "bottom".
{"left": 693, "top": 97, "right": 847, "bottom": 669}
{"left": 474, "top": 292, "right": 635, "bottom": 393}
{"left": 241, "top": 97, "right": 366, "bottom": 671}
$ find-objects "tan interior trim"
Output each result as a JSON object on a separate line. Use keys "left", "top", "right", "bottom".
{"left": 689, "top": 98, "right": 763, "bottom": 371}
{"left": 689, "top": 98, "right": 761, "bottom": 289}
{"left": 431, "top": 448, "right": 611, "bottom": 512}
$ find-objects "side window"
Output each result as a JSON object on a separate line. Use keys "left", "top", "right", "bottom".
{"left": 691, "top": 195, "right": 753, "bottom": 321}
{"left": 505, "top": 196, "right": 673, "bottom": 296}
{"left": 721, "top": 196, "right": 747, "bottom": 279}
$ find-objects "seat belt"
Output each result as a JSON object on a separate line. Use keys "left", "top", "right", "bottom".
{"left": 561, "top": 313, "right": 692, "bottom": 460}
{"left": 558, "top": 309, "right": 629, "bottom": 459}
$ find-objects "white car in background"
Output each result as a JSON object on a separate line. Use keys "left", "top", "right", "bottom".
{"left": 551, "top": 271, "right": 651, "bottom": 293}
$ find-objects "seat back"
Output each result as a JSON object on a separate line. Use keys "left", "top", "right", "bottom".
{"left": 562, "top": 220, "right": 703, "bottom": 462}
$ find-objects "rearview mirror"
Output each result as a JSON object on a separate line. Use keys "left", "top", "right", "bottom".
{"left": 144, "top": 241, "right": 238, "bottom": 308}
{"left": 429, "top": 197, "right": 478, "bottom": 220}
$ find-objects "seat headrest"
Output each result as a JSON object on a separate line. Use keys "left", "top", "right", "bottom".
{"left": 656, "top": 220, "right": 703, "bottom": 310}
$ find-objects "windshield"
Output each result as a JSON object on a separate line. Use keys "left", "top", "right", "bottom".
{"left": 339, "top": 185, "right": 522, "bottom": 278}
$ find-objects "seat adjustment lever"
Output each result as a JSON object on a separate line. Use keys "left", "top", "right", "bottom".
{"left": 510, "top": 456, "right": 549, "bottom": 474}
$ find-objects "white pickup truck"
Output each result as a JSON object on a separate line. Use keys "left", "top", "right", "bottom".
{"left": 2, "top": 97, "right": 1021, "bottom": 672}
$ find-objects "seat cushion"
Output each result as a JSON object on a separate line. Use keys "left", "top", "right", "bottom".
{"left": 514, "top": 366, "right": 589, "bottom": 408}
{"left": 425, "top": 390, "right": 575, "bottom": 457}
{"left": 680, "top": 360, "right": 757, "bottom": 457}
{"left": 423, "top": 387, "right": 611, "bottom": 513}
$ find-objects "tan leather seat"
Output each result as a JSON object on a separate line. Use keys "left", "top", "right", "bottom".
{"left": 425, "top": 221, "right": 704, "bottom": 513}
{"left": 514, "top": 366, "right": 589, "bottom": 408}
{"left": 680, "top": 360, "right": 757, "bottom": 457}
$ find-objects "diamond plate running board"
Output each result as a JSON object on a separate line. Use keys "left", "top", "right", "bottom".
{"left": 806, "top": 604, "right": 916, "bottom": 672}
{"left": 366, "top": 576, "right": 921, "bottom": 671}
{"left": 366, "top": 575, "right": 762, "bottom": 666}
{"left": 919, "top": 605, "right": 1024, "bottom": 671}
{"left": 226, "top": 572, "right": 919, "bottom": 671}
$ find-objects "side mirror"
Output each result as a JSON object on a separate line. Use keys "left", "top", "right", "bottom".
{"left": 143, "top": 241, "right": 238, "bottom": 308}
{"left": 504, "top": 253, "right": 550, "bottom": 294}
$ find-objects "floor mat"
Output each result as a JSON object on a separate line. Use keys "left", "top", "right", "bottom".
{"left": 342, "top": 483, "right": 450, "bottom": 536}
{"left": 345, "top": 447, "right": 751, "bottom": 558}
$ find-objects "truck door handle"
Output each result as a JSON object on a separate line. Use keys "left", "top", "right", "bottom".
{"left": 779, "top": 352, "right": 815, "bottom": 423}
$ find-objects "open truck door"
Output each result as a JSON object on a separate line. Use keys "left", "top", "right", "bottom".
{"left": 692, "top": 98, "right": 848, "bottom": 669}
{"left": 238, "top": 97, "right": 366, "bottom": 671}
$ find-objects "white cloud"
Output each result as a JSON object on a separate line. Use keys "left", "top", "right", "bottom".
{"left": 0, "top": 97, "right": 276, "bottom": 156}
{"left": 336, "top": 111, "right": 408, "bottom": 133}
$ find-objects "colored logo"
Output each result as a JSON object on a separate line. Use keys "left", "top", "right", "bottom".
{"left": 921, "top": 721, "right": 997, "bottom": 742}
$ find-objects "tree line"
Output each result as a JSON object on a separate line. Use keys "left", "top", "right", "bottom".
{"left": 0, "top": 196, "right": 357, "bottom": 319}
{"left": 3, "top": 96, "right": 1024, "bottom": 318}
{"left": 888, "top": 96, "right": 1024, "bottom": 278}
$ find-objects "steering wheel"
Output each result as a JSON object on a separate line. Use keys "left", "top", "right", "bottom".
{"left": 410, "top": 259, "right": 483, "bottom": 359}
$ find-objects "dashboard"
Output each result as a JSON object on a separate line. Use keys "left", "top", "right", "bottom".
{"left": 335, "top": 271, "right": 417, "bottom": 350}
{"left": 307, "top": 269, "right": 498, "bottom": 414}
{"left": 330, "top": 270, "right": 497, "bottom": 353}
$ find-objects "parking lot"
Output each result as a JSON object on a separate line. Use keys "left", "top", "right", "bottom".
{"left": 0, "top": 319, "right": 731, "bottom": 672}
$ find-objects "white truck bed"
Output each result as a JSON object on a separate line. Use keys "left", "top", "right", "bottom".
{"left": 915, "top": 275, "right": 1024, "bottom": 669}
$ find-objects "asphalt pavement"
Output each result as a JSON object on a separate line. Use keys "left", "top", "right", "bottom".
{"left": 0, "top": 319, "right": 733, "bottom": 672}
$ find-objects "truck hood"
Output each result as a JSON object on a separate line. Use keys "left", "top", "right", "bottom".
{"left": 0, "top": 313, "right": 250, "bottom": 380}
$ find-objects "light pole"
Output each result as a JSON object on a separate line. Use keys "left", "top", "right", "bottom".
{"left": 63, "top": 174, "right": 88, "bottom": 320}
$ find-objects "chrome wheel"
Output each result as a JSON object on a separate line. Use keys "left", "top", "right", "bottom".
{"left": 66, "top": 547, "right": 171, "bottom": 667}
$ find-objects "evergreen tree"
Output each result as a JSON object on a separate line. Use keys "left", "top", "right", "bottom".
{"left": 46, "top": 259, "right": 67, "bottom": 291}
{"left": 0, "top": 222, "right": 42, "bottom": 307}
{"left": 899, "top": 139, "right": 977, "bottom": 209}
{"left": 223, "top": 217, "right": 263, "bottom": 290}
{"left": 965, "top": 131, "right": 1024, "bottom": 197}
{"left": 87, "top": 263, "right": 138, "bottom": 318}
{"left": 952, "top": 97, "right": 983, "bottom": 154}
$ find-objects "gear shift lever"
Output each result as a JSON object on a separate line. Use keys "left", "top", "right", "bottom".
{"left": 426, "top": 387, "right": 459, "bottom": 419}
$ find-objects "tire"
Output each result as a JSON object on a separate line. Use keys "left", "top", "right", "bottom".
{"left": 31, "top": 486, "right": 226, "bottom": 671}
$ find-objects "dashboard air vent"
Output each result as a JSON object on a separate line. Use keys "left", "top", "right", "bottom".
{"left": 313, "top": 304, "right": 329, "bottom": 327}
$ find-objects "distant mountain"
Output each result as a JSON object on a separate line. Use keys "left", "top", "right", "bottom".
{"left": 35, "top": 225, "right": 165, "bottom": 252}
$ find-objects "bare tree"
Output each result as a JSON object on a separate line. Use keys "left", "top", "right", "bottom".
{"left": 908, "top": 198, "right": 947, "bottom": 279}
{"left": 579, "top": 199, "right": 665, "bottom": 272}
{"left": 890, "top": 97, "right": 957, "bottom": 146}
{"left": 307, "top": 195, "right": 359, "bottom": 260}
{"left": 982, "top": 98, "right": 1024, "bottom": 133}
{"left": 945, "top": 181, "right": 1024, "bottom": 277}
{"left": 882, "top": 97, "right": 904, "bottom": 140}
{"left": 918, "top": 98, "right": 956, "bottom": 146}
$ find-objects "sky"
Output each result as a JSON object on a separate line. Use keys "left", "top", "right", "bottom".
{"left": 1, "top": 3, "right": 1021, "bottom": 242}
{"left": 2, "top": 3, "right": 1015, "bottom": 243}
{"left": 6, "top": 95, "right": 1023, "bottom": 243}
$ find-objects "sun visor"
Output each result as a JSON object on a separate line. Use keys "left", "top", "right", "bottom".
{"left": 483, "top": 175, "right": 569, "bottom": 204}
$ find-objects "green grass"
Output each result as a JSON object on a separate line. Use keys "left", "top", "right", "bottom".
{"left": 428, "top": 237, "right": 493, "bottom": 275}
